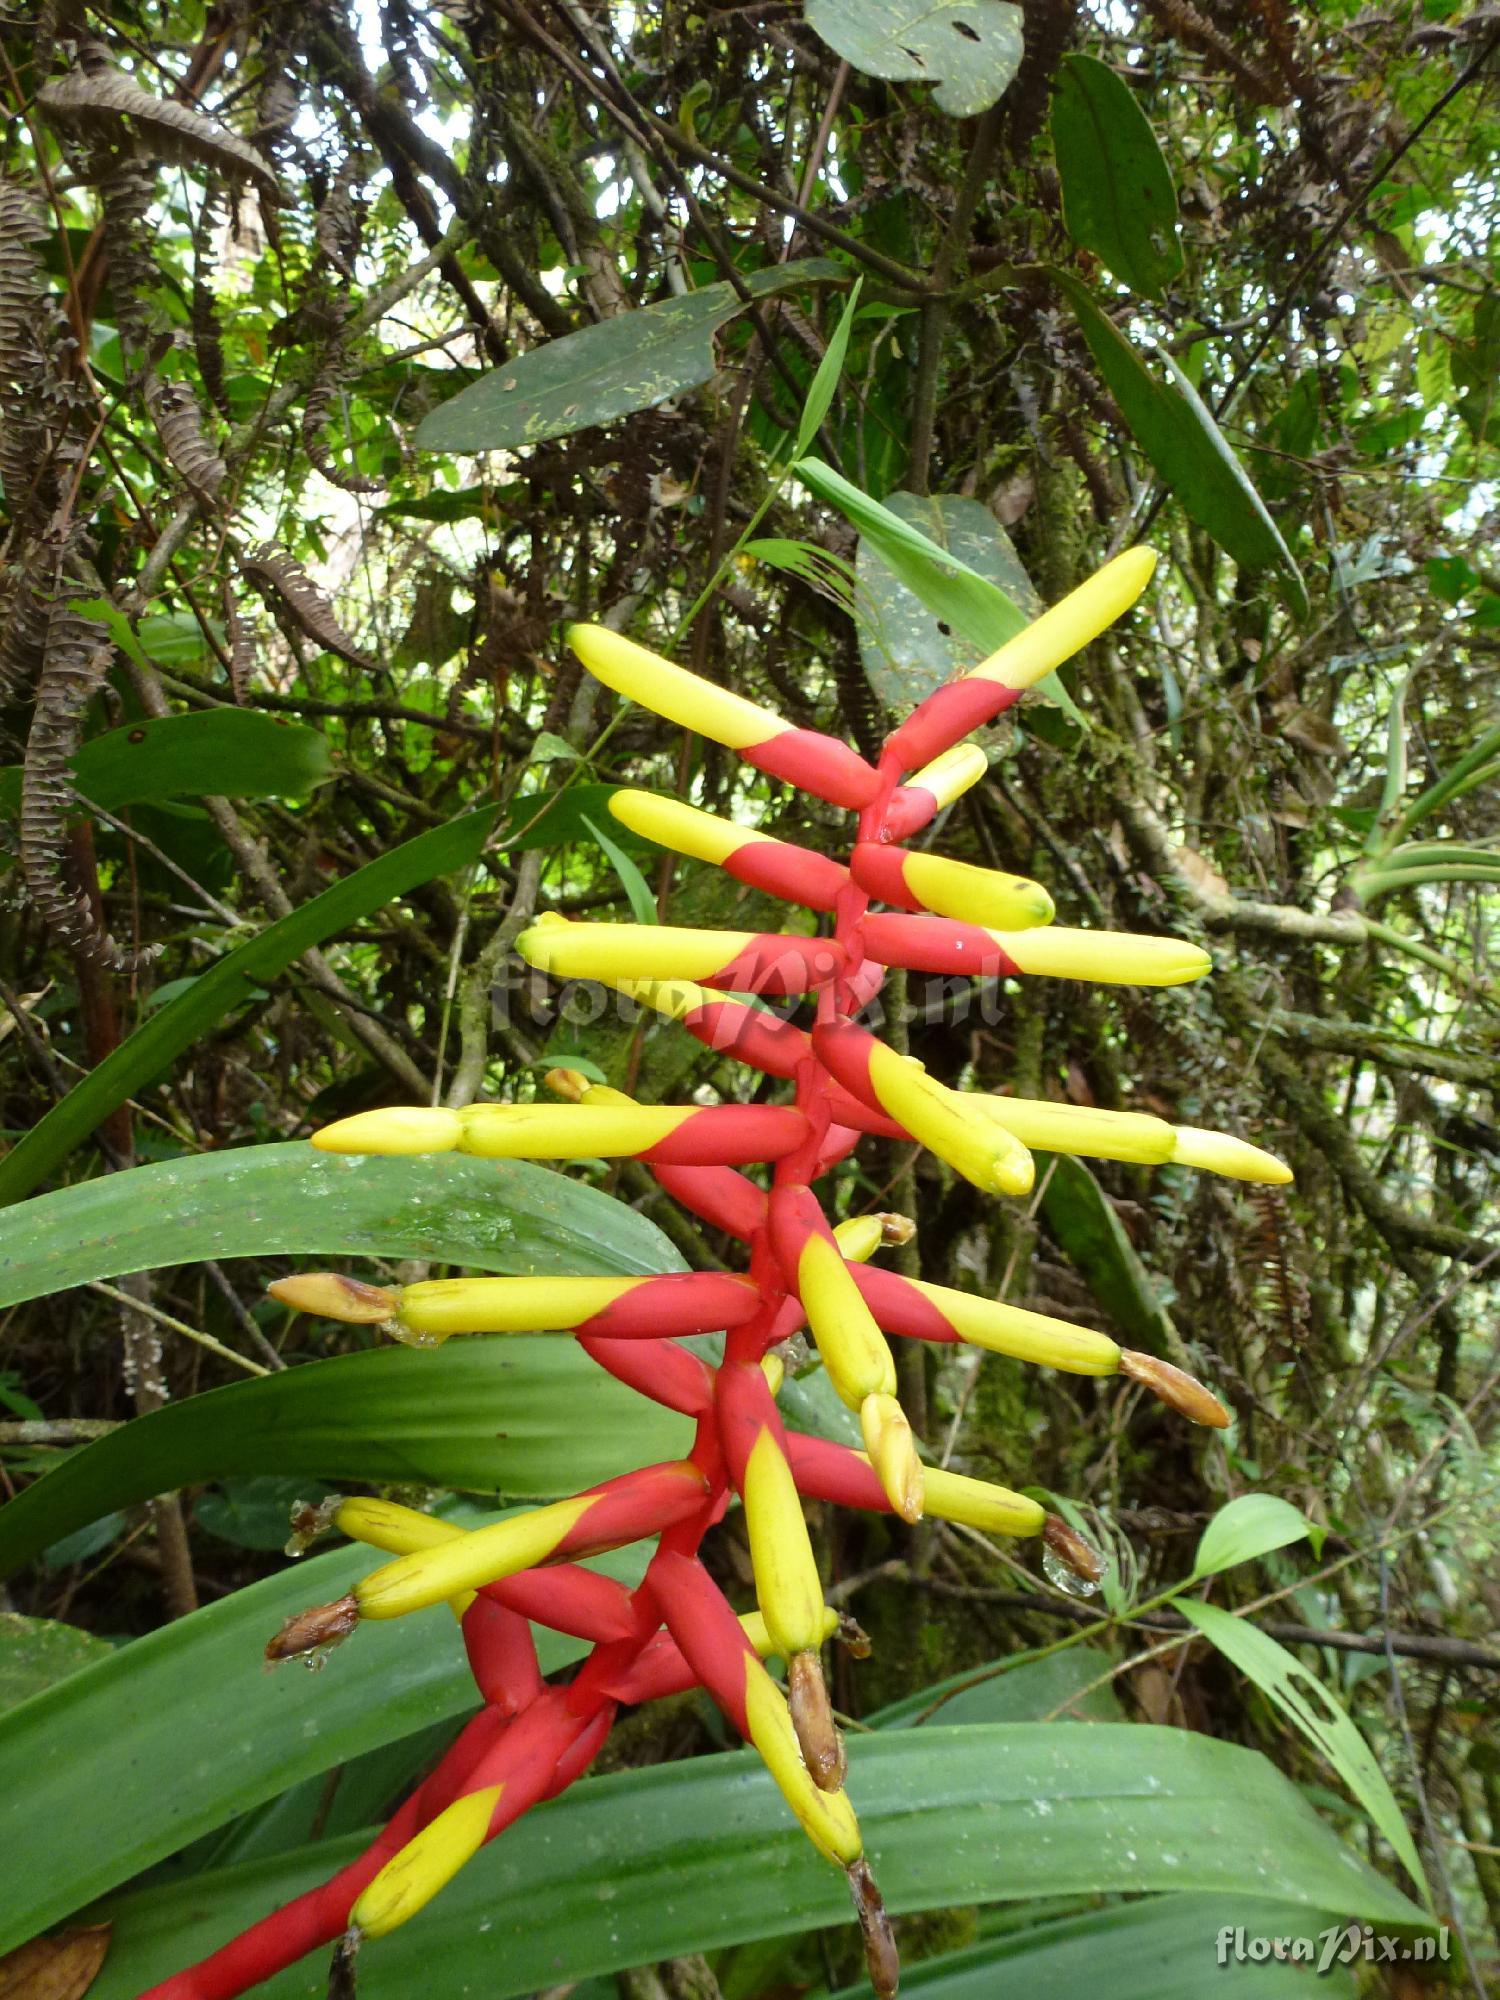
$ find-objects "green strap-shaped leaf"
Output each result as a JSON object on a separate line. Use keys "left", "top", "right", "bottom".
{"left": 83, "top": 1725, "right": 1433, "bottom": 1998}
{"left": 805, "top": 0, "right": 1023, "bottom": 119}
{"left": 0, "top": 710, "right": 332, "bottom": 817}
{"left": 827, "top": 1895, "right": 1360, "bottom": 1999}
{"left": 414, "top": 260, "right": 843, "bottom": 452}
{"left": 1051, "top": 54, "right": 1183, "bottom": 300}
{"left": 1036, "top": 1152, "right": 1177, "bottom": 1353}
{"left": 0, "top": 1140, "right": 679, "bottom": 1307}
{"left": 0, "top": 1532, "right": 643, "bottom": 1952}
{"left": 0, "top": 1141, "right": 688, "bottom": 1571}
{"left": 0, "top": 805, "right": 501, "bottom": 1205}
{"left": 1050, "top": 270, "right": 1308, "bottom": 614}
{"left": 0, "top": 1341, "right": 691, "bottom": 1576}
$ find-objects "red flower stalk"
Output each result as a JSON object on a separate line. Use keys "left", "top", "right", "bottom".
{"left": 143, "top": 550, "right": 1292, "bottom": 2000}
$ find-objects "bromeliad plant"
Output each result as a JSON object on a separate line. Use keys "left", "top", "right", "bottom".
{"left": 143, "top": 547, "right": 1292, "bottom": 2000}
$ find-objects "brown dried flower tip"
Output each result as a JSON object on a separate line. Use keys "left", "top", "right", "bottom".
{"left": 285, "top": 1496, "right": 343, "bottom": 1557}
{"left": 265, "top": 1593, "right": 359, "bottom": 1665}
{"left": 1042, "top": 1514, "right": 1106, "bottom": 1586}
{"left": 327, "top": 1928, "right": 361, "bottom": 2000}
{"left": 787, "top": 1649, "right": 846, "bottom": 1791}
{"left": 1118, "top": 1349, "right": 1230, "bottom": 1429}
{"left": 847, "top": 1857, "right": 900, "bottom": 2000}
{"left": 268, "top": 1273, "right": 396, "bottom": 1325}
{"left": 876, "top": 1212, "right": 917, "bottom": 1246}
{"left": 837, "top": 1612, "right": 873, "bottom": 1659}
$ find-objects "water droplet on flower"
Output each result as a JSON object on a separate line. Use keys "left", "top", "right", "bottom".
{"left": 1042, "top": 1543, "right": 1100, "bottom": 1597}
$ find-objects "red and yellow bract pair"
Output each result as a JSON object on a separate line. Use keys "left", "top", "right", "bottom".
{"left": 144, "top": 547, "right": 1290, "bottom": 2000}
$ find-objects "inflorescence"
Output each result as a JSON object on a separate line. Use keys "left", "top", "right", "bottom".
{"left": 142, "top": 547, "right": 1291, "bottom": 2000}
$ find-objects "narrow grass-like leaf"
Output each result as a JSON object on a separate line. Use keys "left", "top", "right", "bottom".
{"left": 1178, "top": 1601, "right": 1430, "bottom": 1905}
{"left": 581, "top": 812, "right": 659, "bottom": 925}
{"left": 795, "top": 278, "right": 863, "bottom": 454}
{"left": 0, "top": 806, "right": 501, "bottom": 1204}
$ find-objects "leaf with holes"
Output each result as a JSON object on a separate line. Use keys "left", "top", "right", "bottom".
{"left": 805, "top": 0, "right": 1024, "bottom": 118}
{"left": 414, "top": 261, "right": 843, "bottom": 452}
{"left": 1178, "top": 1602, "right": 1430, "bottom": 1905}
{"left": 1051, "top": 54, "right": 1183, "bottom": 299}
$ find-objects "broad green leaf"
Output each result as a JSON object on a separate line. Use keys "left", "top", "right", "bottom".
{"left": 1179, "top": 1602, "right": 1430, "bottom": 1905}
{"left": 869, "top": 1644, "right": 1125, "bottom": 1728}
{"left": 0, "top": 1143, "right": 678, "bottom": 1311}
{"left": 0, "top": 1612, "right": 112, "bottom": 1714}
{"left": 805, "top": 0, "right": 1023, "bottom": 118}
{"left": 856, "top": 491, "right": 1039, "bottom": 714}
{"left": 0, "top": 804, "right": 501, "bottom": 1205}
{"left": 0, "top": 1342, "right": 690, "bottom": 1577}
{"left": 0, "top": 712, "right": 331, "bottom": 819}
{"left": 86, "top": 1724, "right": 1433, "bottom": 1997}
{"left": 1191, "top": 1495, "right": 1312, "bottom": 1580}
{"left": 1051, "top": 55, "right": 1183, "bottom": 300}
{"left": 1050, "top": 271, "right": 1308, "bottom": 613}
{"left": 0, "top": 1532, "right": 639, "bottom": 1952}
{"left": 1036, "top": 1153, "right": 1177, "bottom": 1353}
{"left": 827, "top": 1895, "right": 1360, "bottom": 1999}
{"left": 0, "top": 1143, "right": 686, "bottom": 1572}
{"left": 795, "top": 277, "right": 863, "bottom": 454}
{"left": 414, "top": 261, "right": 843, "bottom": 452}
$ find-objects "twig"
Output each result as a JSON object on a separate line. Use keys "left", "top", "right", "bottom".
{"left": 87, "top": 1280, "right": 270, "bottom": 1378}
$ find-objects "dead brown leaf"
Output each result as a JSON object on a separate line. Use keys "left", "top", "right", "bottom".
{"left": 0, "top": 1928, "right": 111, "bottom": 2000}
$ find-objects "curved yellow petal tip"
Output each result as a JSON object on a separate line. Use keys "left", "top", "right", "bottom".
{"left": 999, "top": 927, "right": 1212, "bottom": 987}
{"left": 860, "top": 1394, "right": 924, "bottom": 1523}
{"left": 988, "top": 1137, "right": 1036, "bottom": 1197}
{"left": 1171, "top": 1127, "right": 1294, "bottom": 1184}
{"left": 312, "top": 1107, "right": 462, "bottom": 1155}
{"left": 1120, "top": 544, "right": 1158, "bottom": 590}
